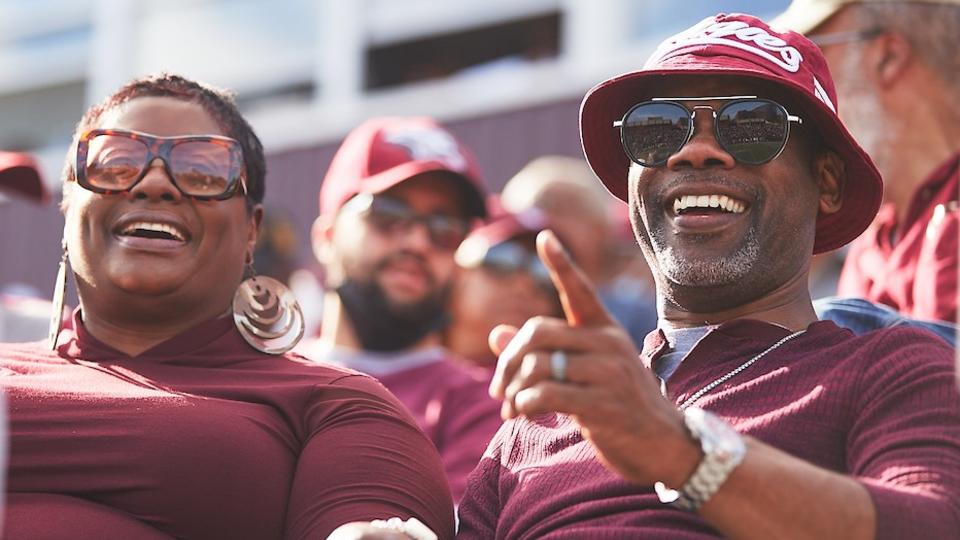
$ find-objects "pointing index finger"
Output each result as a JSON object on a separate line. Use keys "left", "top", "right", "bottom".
{"left": 537, "top": 230, "right": 615, "bottom": 328}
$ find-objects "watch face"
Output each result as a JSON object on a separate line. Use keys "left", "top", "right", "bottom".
{"left": 686, "top": 408, "right": 746, "bottom": 462}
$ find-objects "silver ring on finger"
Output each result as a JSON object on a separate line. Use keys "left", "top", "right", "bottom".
{"left": 550, "top": 350, "right": 568, "bottom": 382}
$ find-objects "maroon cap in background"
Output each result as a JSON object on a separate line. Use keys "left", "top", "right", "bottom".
{"left": 579, "top": 12, "right": 883, "bottom": 254}
{"left": 319, "top": 116, "right": 487, "bottom": 219}
{"left": 0, "top": 152, "right": 49, "bottom": 205}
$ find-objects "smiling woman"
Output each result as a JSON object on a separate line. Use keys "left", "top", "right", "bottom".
{"left": 0, "top": 74, "right": 455, "bottom": 540}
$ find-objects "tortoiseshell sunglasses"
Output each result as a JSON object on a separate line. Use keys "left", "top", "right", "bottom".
{"left": 76, "top": 129, "right": 247, "bottom": 200}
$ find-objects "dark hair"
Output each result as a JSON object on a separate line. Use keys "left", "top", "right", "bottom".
{"left": 64, "top": 73, "right": 265, "bottom": 206}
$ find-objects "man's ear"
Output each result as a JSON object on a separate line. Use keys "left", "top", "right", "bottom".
{"left": 814, "top": 150, "right": 845, "bottom": 216}
{"left": 311, "top": 214, "right": 336, "bottom": 265}
{"left": 869, "top": 31, "right": 914, "bottom": 88}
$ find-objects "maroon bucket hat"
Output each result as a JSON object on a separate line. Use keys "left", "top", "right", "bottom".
{"left": 579, "top": 12, "right": 883, "bottom": 254}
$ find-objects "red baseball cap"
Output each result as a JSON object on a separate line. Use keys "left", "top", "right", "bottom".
{"left": 0, "top": 151, "right": 49, "bottom": 205}
{"left": 580, "top": 13, "right": 883, "bottom": 254}
{"left": 319, "top": 117, "right": 487, "bottom": 218}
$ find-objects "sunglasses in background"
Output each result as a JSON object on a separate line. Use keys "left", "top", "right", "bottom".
{"left": 613, "top": 96, "right": 803, "bottom": 167}
{"left": 76, "top": 129, "right": 247, "bottom": 200}
{"left": 342, "top": 193, "right": 470, "bottom": 251}
{"left": 457, "top": 240, "right": 554, "bottom": 292}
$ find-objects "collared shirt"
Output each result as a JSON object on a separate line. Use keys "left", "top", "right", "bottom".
{"left": 457, "top": 319, "right": 960, "bottom": 539}
{"left": 838, "top": 154, "right": 959, "bottom": 322}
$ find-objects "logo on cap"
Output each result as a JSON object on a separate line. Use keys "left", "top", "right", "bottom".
{"left": 648, "top": 18, "right": 804, "bottom": 73}
{"left": 383, "top": 126, "right": 468, "bottom": 172}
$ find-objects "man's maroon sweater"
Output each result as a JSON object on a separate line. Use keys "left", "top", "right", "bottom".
{"left": 457, "top": 320, "right": 960, "bottom": 539}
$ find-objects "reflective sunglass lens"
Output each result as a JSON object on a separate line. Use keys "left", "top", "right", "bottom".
{"left": 170, "top": 141, "right": 235, "bottom": 197}
{"left": 621, "top": 102, "right": 691, "bottom": 166}
{"left": 716, "top": 100, "right": 789, "bottom": 164}
{"left": 366, "top": 198, "right": 412, "bottom": 230}
{"left": 85, "top": 134, "right": 148, "bottom": 191}
{"left": 425, "top": 215, "right": 468, "bottom": 251}
{"left": 483, "top": 242, "right": 527, "bottom": 275}
{"left": 482, "top": 242, "right": 553, "bottom": 290}
{"left": 365, "top": 197, "right": 466, "bottom": 251}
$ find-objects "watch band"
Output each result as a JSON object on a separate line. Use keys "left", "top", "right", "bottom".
{"left": 654, "top": 407, "right": 746, "bottom": 511}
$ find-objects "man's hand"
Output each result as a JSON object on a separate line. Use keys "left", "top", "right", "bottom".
{"left": 487, "top": 230, "right": 700, "bottom": 487}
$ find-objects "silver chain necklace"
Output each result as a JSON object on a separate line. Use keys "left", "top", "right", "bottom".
{"left": 677, "top": 330, "right": 805, "bottom": 411}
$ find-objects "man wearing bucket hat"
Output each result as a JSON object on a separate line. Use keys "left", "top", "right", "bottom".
{"left": 298, "top": 117, "right": 502, "bottom": 505}
{"left": 457, "top": 13, "right": 960, "bottom": 539}
{"left": 776, "top": 0, "right": 959, "bottom": 324}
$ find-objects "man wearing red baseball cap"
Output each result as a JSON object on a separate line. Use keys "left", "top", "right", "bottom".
{"left": 297, "top": 117, "right": 502, "bottom": 505}
{"left": 775, "top": 1, "right": 959, "bottom": 325}
{"left": 458, "top": 13, "right": 960, "bottom": 539}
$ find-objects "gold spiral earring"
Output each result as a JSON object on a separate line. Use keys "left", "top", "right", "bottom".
{"left": 232, "top": 262, "right": 305, "bottom": 355}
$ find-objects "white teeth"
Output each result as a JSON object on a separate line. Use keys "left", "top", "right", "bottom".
{"left": 673, "top": 194, "right": 746, "bottom": 214}
{"left": 121, "top": 221, "right": 186, "bottom": 241}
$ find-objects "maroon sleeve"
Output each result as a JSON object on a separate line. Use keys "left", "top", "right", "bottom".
{"left": 456, "top": 420, "right": 517, "bottom": 539}
{"left": 283, "top": 375, "right": 455, "bottom": 540}
{"left": 435, "top": 377, "right": 503, "bottom": 502}
{"left": 6, "top": 494, "right": 174, "bottom": 540}
{"left": 847, "top": 329, "right": 960, "bottom": 539}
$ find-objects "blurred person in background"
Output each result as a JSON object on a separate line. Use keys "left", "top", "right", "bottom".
{"left": 0, "top": 151, "right": 53, "bottom": 343}
{"left": 500, "top": 155, "right": 657, "bottom": 347}
{"left": 445, "top": 201, "right": 563, "bottom": 370}
{"left": 299, "top": 117, "right": 502, "bottom": 505}
{"left": 0, "top": 74, "right": 454, "bottom": 540}
{"left": 777, "top": 0, "right": 960, "bottom": 324}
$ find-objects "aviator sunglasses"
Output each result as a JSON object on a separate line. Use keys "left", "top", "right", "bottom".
{"left": 76, "top": 129, "right": 247, "bottom": 200}
{"left": 613, "top": 96, "right": 803, "bottom": 167}
{"left": 343, "top": 193, "right": 470, "bottom": 251}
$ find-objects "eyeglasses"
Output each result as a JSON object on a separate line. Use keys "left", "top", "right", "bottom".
{"left": 808, "top": 28, "right": 884, "bottom": 48}
{"left": 457, "top": 240, "right": 554, "bottom": 292}
{"left": 613, "top": 96, "right": 803, "bottom": 167}
{"left": 76, "top": 129, "right": 247, "bottom": 200}
{"left": 343, "top": 193, "right": 470, "bottom": 251}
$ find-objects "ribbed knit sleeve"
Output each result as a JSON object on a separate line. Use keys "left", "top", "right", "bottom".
{"left": 847, "top": 327, "right": 960, "bottom": 539}
{"left": 457, "top": 420, "right": 514, "bottom": 539}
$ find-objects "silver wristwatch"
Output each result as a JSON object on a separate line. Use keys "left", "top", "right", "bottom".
{"left": 654, "top": 407, "right": 746, "bottom": 512}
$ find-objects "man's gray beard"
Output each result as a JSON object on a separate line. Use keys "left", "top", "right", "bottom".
{"left": 649, "top": 226, "right": 761, "bottom": 287}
